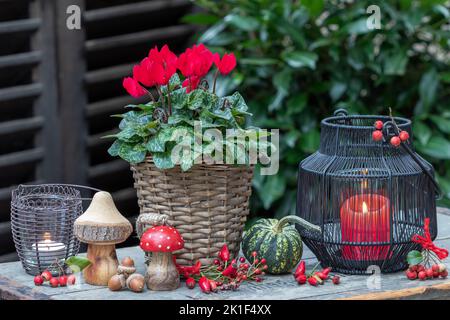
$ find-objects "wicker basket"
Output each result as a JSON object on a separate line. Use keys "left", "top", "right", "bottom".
{"left": 131, "top": 157, "right": 254, "bottom": 266}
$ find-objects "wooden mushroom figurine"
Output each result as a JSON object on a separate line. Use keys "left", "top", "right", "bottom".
{"left": 74, "top": 191, "right": 132, "bottom": 286}
{"left": 140, "top": 225, "right": 184, "bottom": 291}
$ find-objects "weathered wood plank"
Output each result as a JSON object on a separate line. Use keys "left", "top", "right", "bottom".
{"left": 86, "top": 95, "right": 148, "bottom": 117}
{"left": 0, "top": 221, "right": 14, "bottom": 255}
{"left": 0, "top": 117, "right": 44, "bottom": 136}
{"left": 0, "top": 83, "right": 42, "bottom": 102}
{"left": 0, "top": 276, "right": 52, "bottom": 300}
{"left": 112, "top": 188, "right": 137, "bottom": 203}
{"left": 87, "top": 129, "right": 119, "bottom": 148}
{"left": 55, "top": 0, "right": 88, "bottom": 185}
{"left": 30, "top": 0, "right": 62, "bottom": 182}
{"left": 0, "top": 252, "right": 18, "bottom": 264}
{"left": 88, "top": 159, "right": 129, "bottom": 178}
{"left": 84, "top": 62, "right": 136, "bottom": 84}
{"left": 340, "top": 282, "right": 450, "bottom": 300}
{"left": 0, "top": 209, "right": 449, "bottom": 300}
{"left": 0, "top": 18, "right": 40, "bottom": 35}
{"left": 0, "top": 148, "right": 44, "bottom": 168}
{"left": 0, "top": 51, "right": 41, "bottom": 68}
{"left": 84, "top": 0, "right": 190, "bottom": 22}
{"left": 85, "top": 25, "right": 194, "bottom": 52}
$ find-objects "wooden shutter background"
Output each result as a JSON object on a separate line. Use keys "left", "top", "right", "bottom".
{"left": 0, "top": 0, "right": 194, "bottom": 262}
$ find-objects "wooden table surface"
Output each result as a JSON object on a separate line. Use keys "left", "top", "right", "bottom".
{"left": 1, "top": 208, "right": 449, "bottom": 300}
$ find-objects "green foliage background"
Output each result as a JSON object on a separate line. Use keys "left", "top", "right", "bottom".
{"left": 186, "top": 0, "right": 450, "bottom": 219}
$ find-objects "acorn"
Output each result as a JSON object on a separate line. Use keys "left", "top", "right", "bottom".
{"left": 126, "top": 273, "right": 145, "bottom": 293}
{"left": 117, "top": 256, "right": 136, "bottom": 277}
{"left": 108, "top": 274, "right": 126, "bottom": 291}
{"left": 121, "top": 256, "right": 135, "bottom": 267}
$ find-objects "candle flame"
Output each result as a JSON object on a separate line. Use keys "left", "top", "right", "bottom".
{"left": 362, "top": 201, "right": 369, "bottom": 214}
{"left": 43, "top": 232, "right": 52, "bottom": 242}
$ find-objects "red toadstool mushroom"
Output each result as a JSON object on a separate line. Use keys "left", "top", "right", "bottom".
{"left": 140, "top": 225, "right": 184, "bottom": 291}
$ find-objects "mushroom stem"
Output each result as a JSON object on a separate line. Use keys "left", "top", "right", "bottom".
{"left": 84, "top": 244, "right": 119, "bottom": 286}
{"left": 146, "top": 252, "right": 179, "bottom": 291}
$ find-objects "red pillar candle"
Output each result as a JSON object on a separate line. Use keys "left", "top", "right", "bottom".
{"left": 340, "top": 194, "right": 390, "bottom": 260}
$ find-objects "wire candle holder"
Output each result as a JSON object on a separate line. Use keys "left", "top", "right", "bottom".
{"left": 297, "top": 109, "right": 440, "bottom": 274}
{"left": 11, "top": 184, "right": 99, "bottom": 276}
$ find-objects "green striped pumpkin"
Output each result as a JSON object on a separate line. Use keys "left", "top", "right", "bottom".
{"left": 242, "top": 215, "right": 321, "bottom": 274}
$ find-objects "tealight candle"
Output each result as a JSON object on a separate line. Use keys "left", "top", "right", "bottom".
{"left": 31, "top": 232, "right": 67, "bottom": 267}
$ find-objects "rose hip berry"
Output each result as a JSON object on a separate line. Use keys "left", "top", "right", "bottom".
{"left": 399, "top": 131, "right": 409, "bottom": 141}
{"left": 186, "top": 277, "right": 196, "bottom": 289}
{"left": 67, "top": 274, "right": 76, "bottom": 286}
{"left": 296, "top": 274, "right": 307, "bottom": 285}
{"left": 432, "top": 264, "right": 440, "bottom": 272}
{"left": 426, "top": 268, "right": 434, "bottom": 279}
{"left": 332, "top": 275, "right": 340, "bottom": 285}
{"left": 390, "top": 136, "right": 401, "bottom": 147}
{"left": 58, "top": 275, "right": 68, "bottom": 287}
{"left": 251, "top": 251, "right": 258, "bottom": 257}
{"left": 374, "top": 120, "right": 383, "bottom": 130}
{"left": 34, "top": 275, "right": 44, "bottom": 286}
{"left": 316, "top": 272, "right": 328, "bottom": 280}
{"left": 441, "top": 270, "right": 448, "bottom": 278}
{"left": 260, "top": 258, "right": 267, "bottom": 265}
{"left": 372, "top": 130, "right": 383, "bottom": 142}
{"left": 406, "top": 270, "right": 417, "bottom": 280}
{"left": 308, "top": 276, "right": 318, "bottom": 286}
{"left": 50, "top": 277, "right": 59, "bottom": 288}
{"left": 41, "top": 270, "right": 52, "bottom": 281}
{"left": 418, "top": 271, "right": 427, "bottom": 280}
{"left": 239, "top": 257, "right": 246, "bottom": 263}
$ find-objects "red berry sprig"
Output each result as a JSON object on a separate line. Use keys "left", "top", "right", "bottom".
{"left": 371, "top": 119, "right": 410, "bottom": 147}
{"left": 374, "top": 120, "right": 384, "bottom": 130}
{"left": 405, "top": 263, "right": 447, "bottom": 281}
{"left": 32, "top": 259, "right": 77, "bottom": 288}
{"left": 293, "top": 261, "right": 340, "bottom": 287}
{"left": 179, "top": 244, "right": 266, "bottom": 293}
{"left": 372, "top": 120, "right": 384, "bottom": 142}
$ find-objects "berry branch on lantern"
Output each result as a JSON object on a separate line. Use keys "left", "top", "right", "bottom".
{"left": 371, "top": 108, "right": 409, "bottom": 147}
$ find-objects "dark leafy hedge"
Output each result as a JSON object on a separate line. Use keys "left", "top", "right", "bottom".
{"left": 187, "top": 0, "right": 450, "bottom": 218}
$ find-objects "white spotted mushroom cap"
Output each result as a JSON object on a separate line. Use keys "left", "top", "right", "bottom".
{"left": 139, "top": 225, "right": 184, "bottom": 252}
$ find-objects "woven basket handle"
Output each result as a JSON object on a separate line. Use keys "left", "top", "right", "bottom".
{"left": 136, "top": 213, "right": 170, "bottom": 238}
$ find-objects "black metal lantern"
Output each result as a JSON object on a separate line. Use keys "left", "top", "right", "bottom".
{"left": 296, "top": 109, "right": 440, "bottom": 274}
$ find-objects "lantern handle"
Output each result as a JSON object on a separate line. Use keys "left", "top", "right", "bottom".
{"left": 382, "top": 121, "right": 442, "bottom": 199}
{"left": 333, "top": 108, "right": 348, "bottom": 117}
{"left": 400, "top": 143, "right": 442, "bottom": 200}
{"left": 18, "top": 183, "right": 103, "bottom": 201}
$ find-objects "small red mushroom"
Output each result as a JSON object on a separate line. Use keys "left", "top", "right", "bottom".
{"left": 140, "top": 226, "right": 184, "bottom": 291}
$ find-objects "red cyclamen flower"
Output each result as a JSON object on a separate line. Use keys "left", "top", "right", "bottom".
{"left": 122, "top": 77, "right": 146, "bottom": 97}
{"left": 133, "top": 45, "right": 178, "bottom": 87}
{"left": 149, "top": 44, "right": 178, "bottom": 85}
{"left": 182, "top": 76, "right": 201, "bottom": 93}
{"left": 213, "top": 52, "right": 236, "bottom": 75}
{"left": 177, "top": 44, "right": 214, "bottom": 78}
{"left": 133, "top": 59, "right": 162, "bottom": 87}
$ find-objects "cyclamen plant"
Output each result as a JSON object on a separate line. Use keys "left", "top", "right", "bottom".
{"left": 107, "top": 44, "right": 261, "bottom": 171}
